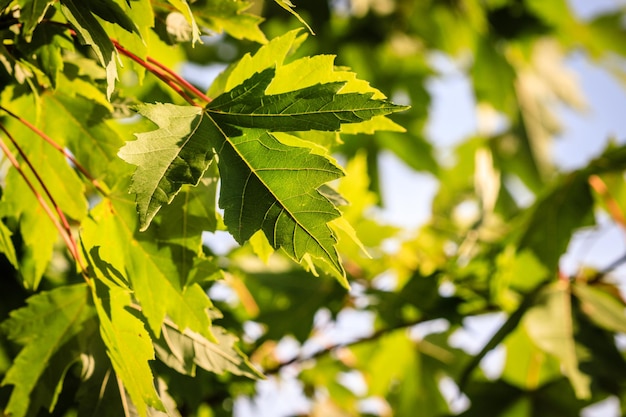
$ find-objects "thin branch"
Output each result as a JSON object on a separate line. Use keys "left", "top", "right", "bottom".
{"left": 599, "top": 252, "right": 626, "bottom": 276}
{"left": 263, "top": 317, "right": 431, "bottom": 375}
{"left": 458, "top": 279, "right": 550, "bottom": 389}
{"left": 0, "top": 105, "right": 108, "bottom": 195}
{"left": 0, "top": 125, "right": 89, "bottom": 279}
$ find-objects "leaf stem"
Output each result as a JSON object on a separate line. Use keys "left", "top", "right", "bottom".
{"left": 0, "top": 124, "right": 89, "bottom": 280}
{"left": 0, "top": 105, "right": 108, "bottom": 195}
{"left": 262, "top": 316, "right": 431, "bottom": 375}
{"left": 111, "top": 39, "right": 201, "bottom": 106}
{"left": 146, "top": 55, "right": 212, "bottom": 103}
{"left": 45, "top": 21, "right": 210, "bottom": 105}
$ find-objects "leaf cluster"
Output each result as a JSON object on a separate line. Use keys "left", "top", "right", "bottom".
{"left": 0, "top": 0, "right": 406, "bottom": 415}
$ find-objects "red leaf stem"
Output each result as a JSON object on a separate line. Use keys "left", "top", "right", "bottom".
{"left": 47, "top": 21, "right": 208, "bottom": 105}
{"left": 111, "top": 39, "right": 199, "bottom": 106}
{"left": 0, "top": 124, "right": 89, "bottom": 278}
{"left": 146, "top": 56, "right": 212, "bottom": 103}
{"left": 0, "top": 105, "right": 108, "bottom": 195}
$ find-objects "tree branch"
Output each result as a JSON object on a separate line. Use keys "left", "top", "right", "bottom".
{"left": 262, "top": 316, "right": 431, "bottom": 375}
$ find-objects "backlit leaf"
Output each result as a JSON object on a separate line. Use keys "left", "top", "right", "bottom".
{"left": 214, "top": 127, "right": 346, "bottom": 277}
{"left": 90, "top": 281, "right": 165, "bottom": 416}
{"left": 207, "top": 68, "right": 406, "bottom": 132}
{"left": 119, "top": 65, "right": 405, "bottom": 278}
{"left": 81, "top": 196, "right": 215, "bottom": 341}
{"left": 524, "top": 281, "right": 591, "bottom": 399}
{"left": 193, "top": 0, "right": 267, "bottom": 44}
{"left": 16, "top": 0, "right": 55, "bottom": 36}
{"left": 516, "top": 173, "right": 594, "bottom": 272}
{"left": 59, "top": 0, "right": 118, "bottom": 97}
{"left": 117, "top": 104, "right": 214, "bottom": 230}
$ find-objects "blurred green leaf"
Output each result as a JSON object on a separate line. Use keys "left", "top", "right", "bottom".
{"left": 524, "top": 282, "right": 591, "bottom": 399}
{"left": 573, "top": 283, "right": 626, "bottom": 334}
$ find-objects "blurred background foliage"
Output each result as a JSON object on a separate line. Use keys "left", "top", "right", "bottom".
{"left": 175, "top": 1, "right": 626, "bottom": 415}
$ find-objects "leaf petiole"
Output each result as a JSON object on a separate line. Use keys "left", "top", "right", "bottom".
{"left": 146, "top": 55, "right": 212, "bottom": 103}
{"left": 0, "top": 123, "right": 89, "bottom": 280}
{"left": 0, "top": 105, "right": 108, "bottom": 196}
{"left": 111, "top": 39, "right": 202, "bottom": 106}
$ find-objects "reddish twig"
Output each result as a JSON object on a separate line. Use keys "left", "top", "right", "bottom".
{"left": 0, "top": 124, "right": 89, "bottom": 279}
{"left": 0, "top": 105, "right": 107, "bottom": 195}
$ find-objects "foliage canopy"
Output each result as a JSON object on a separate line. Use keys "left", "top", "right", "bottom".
{"left": 1, "top": 0, "right": 626, "bottom": 416}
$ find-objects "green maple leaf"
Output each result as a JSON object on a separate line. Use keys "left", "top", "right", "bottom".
{"left": 1, "top": 284, "right": 95, "bottom": 417}
{"left": 81, "top": 196, "right": 215, "bottom": 340}
{"left": 207, "top": 68, "right": 402, "bottom": 131}
{"left": 218, "top": 127, "right": 346, "bottom": 276}
{"left": 119, "top": 67, "right": 406, "bottom": 279}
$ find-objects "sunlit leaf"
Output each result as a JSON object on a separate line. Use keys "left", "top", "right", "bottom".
{"left": 81, "top": 196, "right": 215, "bottom": 341}
{"left": 59, "top": 0, "right": 118, "bottom": 97}
{"left": 119, "top": 66, "right": 405, "bottom": 278}
{"left": 90, "top": 282, "right": 165, "bottom": 415}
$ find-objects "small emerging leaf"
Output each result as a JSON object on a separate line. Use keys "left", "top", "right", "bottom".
{"left": 273, "top": 0, "right": 314, "bottom": 34}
